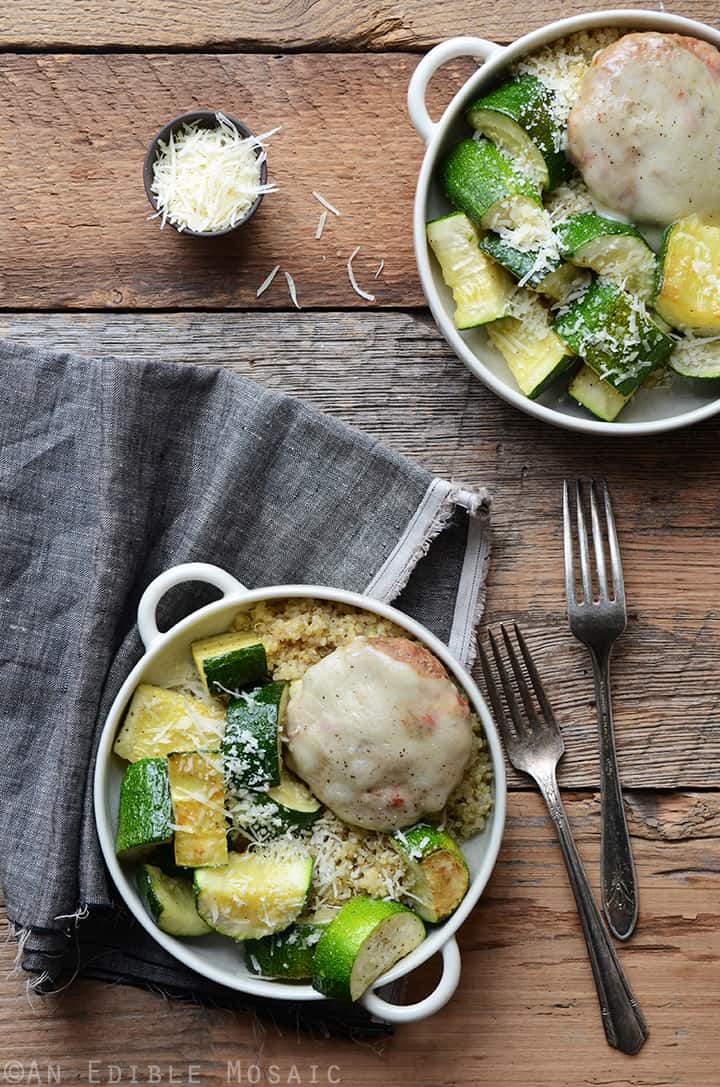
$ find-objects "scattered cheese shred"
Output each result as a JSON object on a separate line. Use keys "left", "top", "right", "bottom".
{"left": 150, "top": 113, "right": 278, "bottom": 234}
{"left": 315, "top": 209, "right": 328, "bottom": 240}
{"left": 374, "top": 259, "right": 384, "bottom": 279}
{"left": 312, "top": 191, "right": 341, "bottom": 217}
{"left": 284, "top": 270, "right": 301, "bottom": 309}
{"left": 256, "top": 264, "right": 280, "bottom": 298}
{"left": 347, "top": 247, "right": 376, "bottom": 303}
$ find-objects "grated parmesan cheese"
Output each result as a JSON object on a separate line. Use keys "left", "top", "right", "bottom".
{"left": 315, "top": 209, "right": 328, "bottom": 240}
{"left": 347, "top": 247, "right": 376, "bottom": 303}
{"left": 284, "top": 270, "right": 301, "bottom": 309}
{"left": 256, "top": 265, "right": 280, "bottom": 298}
{"left": 312, "top": 191, "right": 341, "bottom": 217}
{"left": 513, "top": 28, "right": 622, "bottom": 138}
{"left": 150, "top": 113, "right": 278, "bottom": 234}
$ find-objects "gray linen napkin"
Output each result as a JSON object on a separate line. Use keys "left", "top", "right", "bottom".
{"left": 0, "top": 338, "right": 490, "bottom": 1032}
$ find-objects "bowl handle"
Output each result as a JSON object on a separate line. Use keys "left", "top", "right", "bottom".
{"left": 137, "top": 562, "right": 247, "bottom": 651}
{"left": 360, "top": 935, "right": 461, "bottom": 1024}
{"left": 407, "top": 36, "right": 505, "bottom": 144}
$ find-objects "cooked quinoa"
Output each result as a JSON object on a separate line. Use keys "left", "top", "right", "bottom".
{"left": 232, "top": 597, "right": 404, "bottom": 680}
{"left": 173, "top": 597, "right": 494, "bottom": 913}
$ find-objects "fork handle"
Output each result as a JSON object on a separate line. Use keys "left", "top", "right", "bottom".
{"left": 591, "top": 651, "right": 639, "bottom": 940}
{"left": 539, "top": 770, "right": 648, "bottom": 1055}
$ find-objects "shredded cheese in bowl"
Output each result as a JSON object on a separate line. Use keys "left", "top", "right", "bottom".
{"left": 147, "top": 111, "right": 277, "bottom": 235}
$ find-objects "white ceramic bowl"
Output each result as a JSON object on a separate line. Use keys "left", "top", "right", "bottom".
{"left": 93, "top": 563, "right": 506, "bottom": 1023}
{"left": 410, "top": 9, "right": 720, "bottom": 436}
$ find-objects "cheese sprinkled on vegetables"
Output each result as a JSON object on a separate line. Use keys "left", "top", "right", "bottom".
{"left": 150, "top": 113, "right": 277, "bottom": 234}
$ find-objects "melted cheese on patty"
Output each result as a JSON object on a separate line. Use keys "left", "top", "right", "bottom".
{"left": 285, "top": 637, "right": 472, "bottom": 831}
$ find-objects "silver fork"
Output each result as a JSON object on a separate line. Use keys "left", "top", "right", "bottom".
{"left": 563, "top": 480, "right": 638, "bottom": 941}
{"left": 480, "top": 624, "right": 648, "bottom": 1055}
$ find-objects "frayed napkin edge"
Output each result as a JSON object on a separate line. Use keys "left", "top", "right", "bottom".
{"left": 364, "top": 477, "right": 492, "bottom": 667}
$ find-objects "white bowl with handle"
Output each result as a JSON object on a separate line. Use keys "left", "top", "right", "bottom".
{"left": 409, "top": 9, "right": 720, "bottom": 435}
{"left": 93, "top": 563, "right": 506, "bottom": 1024}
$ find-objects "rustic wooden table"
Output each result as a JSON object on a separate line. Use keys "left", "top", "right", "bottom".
{"left": 2, "top": 2, "right": 719, "bottom": 1084}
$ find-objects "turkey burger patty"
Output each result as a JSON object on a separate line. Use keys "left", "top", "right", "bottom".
{"left": 285, "top": 636, "right": 473, "bottom": 831}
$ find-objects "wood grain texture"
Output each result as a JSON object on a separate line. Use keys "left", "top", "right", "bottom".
{"left": 2, "top": 790, "right": 719, "bottom": 1084}
{"left": 3, "top": 310, "right": 720, "bottom": 789}
{"left": 0, "top": 0, "right": 716, "bottom": 50}
{"left": 0, "top": 53, "right": 473, "bottom": 310}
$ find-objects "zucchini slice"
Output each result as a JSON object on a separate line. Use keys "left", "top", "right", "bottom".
{"left": 191, "top": 632, "right": 268, "bottom": 698}
{"left": 137, "top": 863, "right": 212, "bottom": 937}
{"left": 115, "top": 757, "right": 174, "bottom": 860}
{"left": 113, "top": 684, "right": 224, "bottom": 763}
{"left": 467, "top": 75, "right": 568, "bottom": 190}
{"left": 554, "top": 278, "right": 674, "bottom": 396}
{"left": 556, "top": 213, "right": 656, "bottom": 300}
{"left": 568, "top": 364, "right": 631, "bottom": 422}
{"left": 442, "top": 138, "right": 542, "bottom": 232}
{"left": 265, "top": 772, "right": 322, "bottom": 829}
{"left": 222, "top": 682, "right": 287, "bottom": 792}
{"left": 426, "top": 212, "right": 513, "bottom": 328}
{"left": 654, "top": 215, "right": 720, "bottom": 334}
{"left": 167, "top": 751, "right": 228, "bottom": 868}
{"left": 245, "top": 922, "right": 326, "bottom": 980}
{"left": 487, "top": 294, "right": 575, "bottom": 398}
{"left": 232, "top": 770, "right": 323, "bottom": 842}
{"left": 194, "top": 849, "right": 313, "bottom": 940}
{"left": 311, "top": 896, "right": 426, "bottom": 1002}
{"left": 479, "top": 230, "right": 578, "bottom": 302}
{"left": 669, "top": 336, "right": 720, "bottom": 379}
{"left": 392, "top": 825, "right": 469, "bottom": 923}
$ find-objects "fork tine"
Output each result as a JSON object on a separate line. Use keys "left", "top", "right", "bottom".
{"left": 602, "top": 481, "right": 626, "bottom": 605}
{"left": 513, "top": 623, "right": 559, "bottom": 731}
{"left": 574, "top": 480, "right": 593, "bottom": 603}
{"left": 478, "top": 643, "right": 509, "bottom": 739}
{"left": 562, "top": 480, "right": 576, "bottom": 608}
{"left": 488, "top": 629, "right": 527, "bottom": 737}
{"left": 589, "top": 479, "right": 609, "bottom": 600}
{"left": 500, "top": 624, "right": 540, "bottom": 730}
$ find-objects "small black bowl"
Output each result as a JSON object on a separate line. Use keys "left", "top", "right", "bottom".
{"left": 143, "top": 109, "right": 268, "bottom": 238}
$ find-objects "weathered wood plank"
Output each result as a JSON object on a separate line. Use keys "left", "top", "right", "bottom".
{"left": 2, "top": 310, "right": 720, "bottom": 789}
{"left": 0, "top": 53, "right": 472, "bottom": 310}
{"left": 0, "top": 0, "right": 714, "bottom": 51}
{"left": 2, "top": 790, "right": 719, "bottom": 1084}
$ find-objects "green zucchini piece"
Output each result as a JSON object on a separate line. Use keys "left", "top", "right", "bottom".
{"left": 191, "top": 632, "right": 268, "bottom": 697}
{"left": 232, "top": 770, "right": 323, "bottom": 841}
{"left": 115, "top": 757, "right": 174, "bottom": 860}
{"left": 669, "top": 336, "right": 720, "bottom": 379}
{"left": 487, "top": 294, "right": 576, "bottom": 398}
{"left": 311, "top": 897, "right": 426, "bottom": 1002}
{"left": 554, "top": 278, "right": 674, "bottom": 396}
{"left": 245, "top": 922, "right": 326, "bottom": 980}
{"left": 568, "top": 364, "right": 631, "bottom": 422}
{"left": 654, "top": 215, "right": 720, "bottom": 334}
{"left": 426, "top": 212, "right": 513, "bottom": 328}
{"left": 222, "top": 681, "right": 288, "bottom": 792}
{"left": 147, "top": 842, "right": 185, "bottom": 877}
{"left": 467, "top": 74, "right": 568, "bottom": 190}
{"left": 194, "top": 849, "right": 313, "bottom": 940}
{"left": 479, "top": 230, "right": 578, "bottom": 301}
{"left": 556, "top": 213, "right": 656, "bottom": 300}
{"left": 114, "top": 683, "right": 225, "bottom": 763}
{"left": 167, "top": 750, "right": 228, "bottom": 869}
{"left": 137, "top": 863, "right": 212, "bottom": 937}
{"left": 442, "top": 138, "right": 542, "bottom": 232}
{"left": 392, "top": 824, "right": 469, "bottom": 923}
